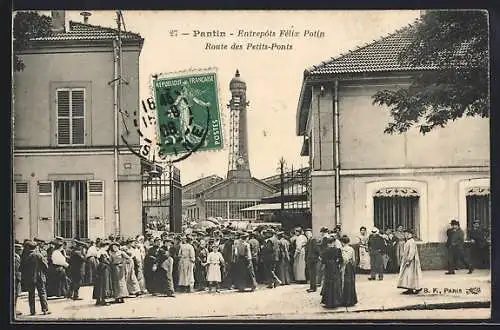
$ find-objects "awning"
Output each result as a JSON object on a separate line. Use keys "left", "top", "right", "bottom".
{"left": 269, "top": 184, "right": 308, "bottom": 198}
{"left": 240, "top": 201, "right": 310, "bottom": 211}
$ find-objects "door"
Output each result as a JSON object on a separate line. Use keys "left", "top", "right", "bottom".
{"left": 54, "top": 181, "right": 88, "bottom": 239}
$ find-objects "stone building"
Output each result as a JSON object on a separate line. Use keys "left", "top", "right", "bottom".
{"left": 296, "top": 25, "right": 490, "bottom": 269}
{"left": 13, "top": 11, "right": 144, "bottom": 240}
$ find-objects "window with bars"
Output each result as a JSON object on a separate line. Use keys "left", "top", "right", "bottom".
{"left": 56, "top": 88, "right": 85, "bottom": 146}
{"left": 466, "top": 187, "right": 490, "bottom": 232}
{"left": 373, "top": 188, "right": 420, "bottom": 237}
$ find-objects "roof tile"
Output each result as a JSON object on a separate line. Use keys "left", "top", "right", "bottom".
{"left": 307, "top": 24, "right": 437, "bottom": 75}
{"left": 31, "top": 21, "right": 143, "bottom": 42}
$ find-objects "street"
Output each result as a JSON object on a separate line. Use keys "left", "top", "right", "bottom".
{"left": 14, "top": 270, "right": 490, "bottom": 321}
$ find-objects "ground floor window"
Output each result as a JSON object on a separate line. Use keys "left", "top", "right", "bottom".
{"left": 466, "top": 187, "right": 490, "bottom": 231}
{"left": 54, "top": 180, "right": 88, "bottom": 239}
{"left": 373, "top": 187, "right": 420, "bottom": 236}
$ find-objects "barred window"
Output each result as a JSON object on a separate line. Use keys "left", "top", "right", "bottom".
{"left": 57, "top": 88, "right": 85, "bottom": 145}
{"left": 466, "top": 187, "right": 490, "bottom": 232}
{"left": 373, "top": 188, "right": 420, "bottom": 236}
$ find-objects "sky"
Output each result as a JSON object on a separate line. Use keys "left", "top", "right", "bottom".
{"left": 43, "top": 10, "right": 420, "bottom": 184}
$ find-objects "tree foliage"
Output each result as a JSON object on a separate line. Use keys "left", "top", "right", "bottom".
{"left": 13, "top": 11, "right": 52, "bottom": 72}
{"left": 372, "top": 10, "right": 489, "bottom": 134}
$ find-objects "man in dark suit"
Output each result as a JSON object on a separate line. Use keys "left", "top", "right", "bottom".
{"left": 68, "top": 240, "right": 87, "bottom": 300}
{"left": 263, "top": 229, "right": 282, "bottom": 289}
{"left": 305, "top": 228, "right": 321, "bottom": 292}
{"left": 446, "top": 219, "right": 473, "bottom": 274}
{"left": 21, "top": 241, "right": 50, "bottom": 316}
{"left": 368, "top": 227, "right": 386, "bottom": 281}
{"left": 468, "top": 219, "right": 489, "bottom": 269}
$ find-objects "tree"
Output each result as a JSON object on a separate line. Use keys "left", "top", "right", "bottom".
{"left": 13, "top": 11, "right": 52, "bottom": 72}
{"left": 372, "top": 10, "right": 489, "bottom": 134}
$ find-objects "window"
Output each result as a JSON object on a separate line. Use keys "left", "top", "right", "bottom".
{"left": 466, "top": 187, "right": 490, "bottom": 234}
{"left": 56, "top": 88, "right": 85, "bottom": 145}
{"left": 206, "top": 201, "right": 228, "bottom": 219}
{"left": 373, "top": 188, "right": 420, "bottom": 237}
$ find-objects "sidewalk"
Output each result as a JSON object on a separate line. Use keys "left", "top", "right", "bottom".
{"left": 14, "top": 269, "right": 490, "bottom": 320}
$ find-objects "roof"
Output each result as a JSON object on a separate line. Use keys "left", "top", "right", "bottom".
{"left": 305, "top": 23, "right": 437, "bottom": 76}
{"left": 296, "top": 22, "right": 429, "bottom": 136}
{"left": 240, "top": 201, "right": 310, "bottom": 212}
{"left": 30, "top": 21, "right": 143, "bottom": 42}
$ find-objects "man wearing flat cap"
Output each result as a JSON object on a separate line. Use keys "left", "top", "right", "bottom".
{"left": 67, "top": 241, "right": 86, "bottom": 300}
{"left": 445, "top": 219, "right": 473, "bottom": 274}
{"left": 305, "top": 228, "right": 321, "bottom": 292}
{"left": 21, "top": 240, "right": 51, "bottom": 315}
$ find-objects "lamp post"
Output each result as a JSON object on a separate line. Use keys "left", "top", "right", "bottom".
{"left": 277, "top": 157, "right": 286, "bottom": 211}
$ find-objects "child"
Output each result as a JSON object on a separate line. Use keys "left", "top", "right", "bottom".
{"left": 205, "top": 245, "right": 225, "bottom": 293}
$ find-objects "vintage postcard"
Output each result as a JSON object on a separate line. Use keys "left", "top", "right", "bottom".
{"left": 11, "top": 9, "right": 491, "bottom": 321}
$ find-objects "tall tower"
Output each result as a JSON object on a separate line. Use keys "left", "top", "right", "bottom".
{"left": 227, "top": 69, "right": 251, "bottom": 179}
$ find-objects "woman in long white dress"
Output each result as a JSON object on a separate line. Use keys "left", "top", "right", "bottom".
{"left": 397, "top": 230, "right": 423, "bottom": 294}
{"left": 178, "top": 237, "right": 196, "bottom": 292}
{"left": 205, "top": 245, "right": 225, "bottom": 292}
{"left": 293, "top": 228, "right": 308, "bottom": 283}
{"left": 357, "top": 226, "right": 371, "bottom": 273}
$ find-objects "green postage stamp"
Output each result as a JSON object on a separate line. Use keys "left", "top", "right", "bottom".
{"left": 153, "top": 68, "right": 224, "bottom": 157}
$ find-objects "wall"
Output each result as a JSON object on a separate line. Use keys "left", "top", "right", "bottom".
{"left": 13, "top": 152, "right": 142, "bottom": 239}
{"left": 14, "top": 46, "right": 141, "bottom": 148}
{"left": 336, "top": 80, "right": 489, "bottom": 170}
{"left": 338, "top": 171, "right": 489, "bottom": 243}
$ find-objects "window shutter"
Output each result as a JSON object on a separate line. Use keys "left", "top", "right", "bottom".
{"left": 57, "top": 90, "right": 71, "bottom": 145}
{"left": 14, "top": 181, "right": 30, "bottom": 241}
{"left": 87, "top": 180, "right": 105, "bottom": 240}
{"left": 38, "top": 181, "right": 53, "bottom": 220}
{"left": 71, "top": 89, "right": 85, "bottom": 144}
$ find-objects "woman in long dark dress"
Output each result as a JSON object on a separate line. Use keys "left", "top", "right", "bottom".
{"left": 93, "top": 253, "right": 114, "bottom": 306}
{"left": 320, "top": 237, "right": 343, "bottom": 309}
{"left": 383, "top": 228, "right": 399, "bottom": 273}
{"left": 339, "top": 235, "right": 358, "bottom": 307}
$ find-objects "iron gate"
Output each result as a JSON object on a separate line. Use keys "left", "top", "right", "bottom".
{"left": 141, "top": 161, "right": 183, "bottom": 233}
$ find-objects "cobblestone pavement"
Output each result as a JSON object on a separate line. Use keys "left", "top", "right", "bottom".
{"left": 14, "top": 270, "right": 490, "bottom": 321}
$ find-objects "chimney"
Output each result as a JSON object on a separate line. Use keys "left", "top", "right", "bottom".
{"left": 80, "top": 11, "right": 92, "bottom": 24}
{"left": 51, "top": 11, "right": 66, "bottom": 33}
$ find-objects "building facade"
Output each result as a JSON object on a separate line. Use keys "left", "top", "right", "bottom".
{"left": 13, "top": 12, "right": 144, "bottom": 241}
{"left": 296, "top": 26, "right": 490, "bottom": 268}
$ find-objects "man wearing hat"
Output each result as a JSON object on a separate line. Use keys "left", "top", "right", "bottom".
{"left": 21, "top": 240, "right": 50, "bottom": 315}
{"left": 262, "top": 229, "right": 282, "bottom": 289}
{"left": 446, "top": 219, "right": 473, "bottom": 274}
{"left": 367, "top": 227, "right": 386, "bottom": 281}
{"left": 468, "top": 219, "right": 489, "bottom": 269}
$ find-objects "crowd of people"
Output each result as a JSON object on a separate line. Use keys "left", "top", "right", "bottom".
{"left": 13, "top": 218, "right": 488, "bottom": 316}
